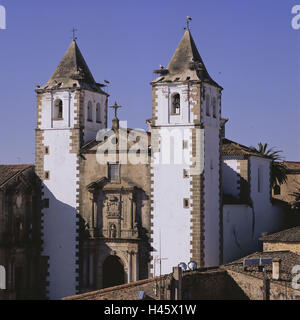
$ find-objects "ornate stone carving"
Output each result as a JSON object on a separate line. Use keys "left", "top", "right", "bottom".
{"left": 105, "top": 195, "right": 121, "bottom": 218}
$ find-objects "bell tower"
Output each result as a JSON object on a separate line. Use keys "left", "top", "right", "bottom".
{"left": 150, "top": 28, "right": 223, "bottom": 275}
{"left": 35, "top": 40, "right": 108, "bottom": 299}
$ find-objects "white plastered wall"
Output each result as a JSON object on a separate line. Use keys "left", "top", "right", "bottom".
{"left": 203, "top": 84, "right": 221, "bottom": 267}
{"left": 223, "top": 156, "right": 285, "bottom": 264}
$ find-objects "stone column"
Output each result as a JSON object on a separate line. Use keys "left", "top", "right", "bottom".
{"left": 127, "top": 251, "right": 132, "bottom": 283}
{"left": 134, "top": 251, "right": 139, "bottom": 282}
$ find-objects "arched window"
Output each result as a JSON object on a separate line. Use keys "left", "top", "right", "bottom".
{"left": 87, "top": 101, "right": 93, "bottom": 121}
{"left": 96, "top": 103, "right": 101, "bottom": 123}
{"left": 274, "top": 185, "right": 281, "bottom": 195}
{"left": 54, "top": 99, "right": 63, "bottom": 120}
{"left": 206, "top": 95, "right": 210, "bottom": 116}
{"left": 171, "top": 93, "right": 180, "bottom": 115}
{"left": 212, "top": 97, "right": 217, "bottom": 118}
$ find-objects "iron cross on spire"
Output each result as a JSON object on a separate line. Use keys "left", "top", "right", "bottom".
{"left": 185, "top": 16, "right": 192, "bottom": 30}
{"left": 71, "top": 27, "right": 78, "bottom": 41}
{"left": 110, "top": 102, "right": 122, "bottom": 118}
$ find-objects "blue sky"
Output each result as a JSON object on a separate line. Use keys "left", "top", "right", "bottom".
{"left": 0, "top": 0, "right": 299, "bottom": 164}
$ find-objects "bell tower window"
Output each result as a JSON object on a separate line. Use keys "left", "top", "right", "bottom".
{"left": 171, "top": 93, "right": 180, "bottom": 115}
{"left": 53, "top": 99, "right": 63, "bottom": 120}
{"left": 87, "top": 101, "right": 93, "bottom": 122}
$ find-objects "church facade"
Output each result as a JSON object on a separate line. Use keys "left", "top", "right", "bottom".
{"left": 21, "top": 28, "right": 288, "bottom": 299}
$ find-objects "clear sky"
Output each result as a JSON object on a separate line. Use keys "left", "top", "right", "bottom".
{"left": 0, "top": 0, "right": 299, "bottom": 164}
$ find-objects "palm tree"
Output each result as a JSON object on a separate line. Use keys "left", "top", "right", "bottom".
{"left": 250, "top": 143, "right": 287, "bottom": 188}
{"left": 291, "top": 188, "right": 300, "bottom": 212}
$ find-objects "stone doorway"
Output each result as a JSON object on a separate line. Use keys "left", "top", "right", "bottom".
{"left": 103, "top": 255, "right": 125, "bottom": 288}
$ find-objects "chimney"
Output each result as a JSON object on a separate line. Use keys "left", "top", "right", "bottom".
{"left": 172, "top": 266, "right": 182, "bottom": 300}
{"left": 220, "top": 118, "right": 228, "bottom": 139}
{"left": 272, "top": 258, "right": 281, "bottom": 280}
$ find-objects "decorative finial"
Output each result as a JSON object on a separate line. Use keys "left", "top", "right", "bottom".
{"left": 71, "top": 27, "right": 78, "bottom": 41}
{"left": 110, "top": 102, "right": 122, "bottom": 119}
{"left": 185, "top": 16, "right": 192, "bottom": 30}
{"left": 110, "top": 102, "right": 122, "bottom": 130}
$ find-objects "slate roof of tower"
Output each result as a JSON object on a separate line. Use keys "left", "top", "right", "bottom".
{"left": 0, "top": 164, "right": 33, "bottom": 187}
{"left": 152, "top": 29, "right": 221, "bottom": 88}
{"left": 259, "top": 226, "right": 300, "bottom": 243}
{"left": 37, "top": 40, "right": 107, "bottom": 95}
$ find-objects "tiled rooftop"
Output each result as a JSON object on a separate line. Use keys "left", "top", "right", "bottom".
{"left": 260, "top": 226, "right": 300, "bottom": 243}
{"left": 0, "top": 164, "right": 33, "bottom": 187}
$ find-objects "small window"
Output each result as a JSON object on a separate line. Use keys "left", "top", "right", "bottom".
{"left": 274, "top": 185, "right": 281, "bottom": 195}
{"left": 87, "top": 101, "right": 93, "bottom": 122}
{"left": 258, "top": 166, "right": 263, "bottom": 193}
{"left": 183, "top": 140, "right": 188, "bottom": 149}
{"left": 45, "top": 147, "right": 49, "bottom": 155}
{"left": 206, "top": 95, "right": 210, "bottom": 116}
{"left": 108, "top": 163, "right": 119, "bottom": 181}
{"left": 171, "top": 93, "right": 180, "bottom": 115}
{"left": 54, "top": 99, "right": 63, "bottom": 120}
{"left": 212, "top": 97, "right": 217, "bottom": 118}
{"left": 96, "top": 103, "right": 101, "bottom": 123}
{"left": 43, "top": 199, "right": 49, "bottom": 208}
{"left": 183, "top": 198, "right": 190, "bottom": 208}
{"left": 45, "top": 171, "right": 50, "bottom": 180}
{"left": 183, "top": 169, "right": 189, "bottom": 178}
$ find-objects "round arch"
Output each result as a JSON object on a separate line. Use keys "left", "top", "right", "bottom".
{"left": 102, "top": 255, "right": 125, "bottom": 288}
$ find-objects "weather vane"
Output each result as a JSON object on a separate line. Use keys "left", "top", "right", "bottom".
{"left": 110, "top": 102, "right": 122, "bottom": 118}
{"left": 71, "top": 27, "right": 78, "bottom": 41}
{"left": 185, "top": 16, "right": 192, "bottom": 30}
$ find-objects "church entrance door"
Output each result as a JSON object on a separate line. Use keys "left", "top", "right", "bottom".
{"left": 103, "top": 255, "right": 125, "bottom": 288}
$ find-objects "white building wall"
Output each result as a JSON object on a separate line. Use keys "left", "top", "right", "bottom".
{"left": 203, "top": 84, "right": 221, "bottom": 267}
{"left": 151, "top": 126, "right": 192, "bottom": 276}
{"left": 223, "top": 156, "right": 286, "bottom": 264}
{"left": 151, "top": 82, "right": 222, "bottom": 272}
{"left": 42, "top": 129, "right": 79, "bottom": 300}
{"left": 151, "top": 83, "right": 194, "bottom": 275}
{"left": 203, "top": 125, "right": 220, "bottom": 266}
{"left": 38, "top": 89, "right": 106, "bottom": 299}
{"left": 222, "top": 159, "right": 240, "bottom": 198}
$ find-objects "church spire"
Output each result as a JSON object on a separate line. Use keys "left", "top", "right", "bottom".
{"left": 152, "top": 29, "right": 221, "bottom": 88}
{"left": 38, "top": 40, "right": 106, "bottom": 94}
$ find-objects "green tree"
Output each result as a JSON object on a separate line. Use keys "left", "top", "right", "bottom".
{"left": 291, "top": 188, "right": 300, "bottom": 212}
{"left": 250, "top": 143, "right": 287, "bottom": 188}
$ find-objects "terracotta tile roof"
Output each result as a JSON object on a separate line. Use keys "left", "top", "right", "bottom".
{"left": 259, "top": 226, "right": 300, "bottom": 243}
{"left": 226, "top": 250, "right": 300, "bottom": 283}
{"left": 281, "top": 161, "right": 300, "bottom": 173}
{"left": 0, "top": 164, "right": 33, "bottom": 187}
{"left": 222, "top": 138, "right": 270, "bottom": 158}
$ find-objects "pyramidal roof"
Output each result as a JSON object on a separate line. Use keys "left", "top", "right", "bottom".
{"left": 38, "top": 40, "right": 106, "bottom": 94}
{"left": 152, "top": 29, "right": 221, "bottom": 88}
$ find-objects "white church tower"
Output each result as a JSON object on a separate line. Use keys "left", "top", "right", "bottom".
{"left": 150, "top": 29, "right": 223, "bottom": 275}
{"left": 35, "top": 40, "right": 108, "bottom": 299}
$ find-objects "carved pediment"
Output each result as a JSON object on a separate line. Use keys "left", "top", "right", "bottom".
{"left": 105, "top": 195, "right": 121, "bottom": 218}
